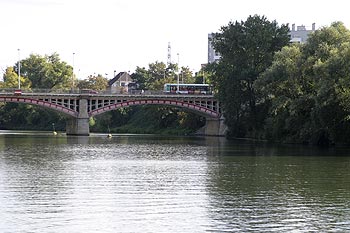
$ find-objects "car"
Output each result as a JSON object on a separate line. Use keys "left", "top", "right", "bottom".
{"left": 14, "top": 89, "right": 22, "bottom": 95}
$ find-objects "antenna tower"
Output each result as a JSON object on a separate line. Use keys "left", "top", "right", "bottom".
{"left": 167, "top": 42, "right": 171, "bottom": 65}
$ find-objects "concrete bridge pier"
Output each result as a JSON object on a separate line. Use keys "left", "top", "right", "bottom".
{"left": 199, "top": 116, "right": 227, "bottom": 136}
{"left": 66, "top": 117, "right": 90, "bottom": 136}
{"left": 66, "top": 99, "right": 90, "bottom": 136}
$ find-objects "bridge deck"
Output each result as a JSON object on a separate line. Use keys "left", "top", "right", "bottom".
{"left": 0, "top": 90, "right": 220, "bottom": 118}
{"left": 0, "top": 89, "right": 224, "bottom": 136}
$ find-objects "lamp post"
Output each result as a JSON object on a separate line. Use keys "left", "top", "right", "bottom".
{"left": 72, "top": 52, "right": 75, "bottom": 90}
{"left": 177, "top": 53, "right": 180, "bottom": 93}
{"left": 17, "top": 49, "right": 21, "bottom": 89}
{"left": 202, "top": 70, "right": 205, "bottom": 84}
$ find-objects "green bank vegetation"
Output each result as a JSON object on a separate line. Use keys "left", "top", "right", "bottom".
{"left": 210, "top": 16, "right": 350, "bottom": 145}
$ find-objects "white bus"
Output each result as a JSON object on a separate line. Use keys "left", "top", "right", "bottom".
{"left": 163, "top": 83, "right": 212, "bottom": 94}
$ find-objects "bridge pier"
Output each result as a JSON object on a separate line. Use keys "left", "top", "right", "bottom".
{"left": 198, "top": 116, "right": 227, "bottom": 136}
{"left": 66, "top": 117, "right": 90, "bottom": 136}
{"left": 66, "top": 99, "right": 90, "bottom": 136}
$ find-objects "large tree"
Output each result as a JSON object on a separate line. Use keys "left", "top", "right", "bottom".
{"left": 210, "top": 15, "right": 290, "bottom": 138}
{"left": 256, "top": 22, "right": 350, "bottom": 144}
{"left": 0, "top": 53, "right": 72, "bottom": 131}
{"left": 20, "top": 53, "right": 73, "bottom": 89}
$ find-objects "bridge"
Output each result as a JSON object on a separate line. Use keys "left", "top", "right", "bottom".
{"left": 0, "top": 90, "right": 226, "bottom": 136}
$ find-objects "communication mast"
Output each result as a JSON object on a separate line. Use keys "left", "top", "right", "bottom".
{"left": 167, "top": 42, "right": 171, "bottom": 65}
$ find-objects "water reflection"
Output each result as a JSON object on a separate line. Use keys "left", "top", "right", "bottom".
{"left": 206, "top": 152, "right": 350, "bottom": 231}
{"left": 0, "top": 131, "right": 350, "bottom": 232}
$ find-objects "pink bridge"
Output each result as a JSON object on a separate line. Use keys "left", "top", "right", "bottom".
{"left": 0, "top": 90, "right": 225, "bottom": 136}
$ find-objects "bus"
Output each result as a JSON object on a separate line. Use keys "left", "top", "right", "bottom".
{"left": 163, "top": 83, "right": 212, "bottom": 94}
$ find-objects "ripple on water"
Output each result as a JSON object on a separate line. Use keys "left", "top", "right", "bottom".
{"left": 1, "top": 135, "right": 350, "bottom": 232}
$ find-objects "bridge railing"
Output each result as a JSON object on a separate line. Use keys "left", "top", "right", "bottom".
{"left": 0, "top": 88, "right": 80, "bottom": 94}
{"left": 0, "top": 88, "right": 215, "bottom": 96}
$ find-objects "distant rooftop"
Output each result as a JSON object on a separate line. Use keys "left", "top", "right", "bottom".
{"left": 289, "top": 23, "right": 316, "bottom": 43}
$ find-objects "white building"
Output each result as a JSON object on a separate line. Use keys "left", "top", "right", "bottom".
{"left": 290, "top": 23, "right": 316, "bottom": 43}
{"left": 107, "top": 72, "right": 134, "bottom": 94}
{"left": 208, "top": 33, "right": 221, "bottom": 63}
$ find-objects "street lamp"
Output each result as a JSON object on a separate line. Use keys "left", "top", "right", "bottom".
{"left": 177, "top": 53, "right": 180, "bottom": 93}
{"left": 202, "top": 70, "right": 205, "bottom": 84}
{"left": 72, "top": 52, "right": 75, "bottom": 89}
{"left": 17, "top": 49, "right": 21, "bottom": 89}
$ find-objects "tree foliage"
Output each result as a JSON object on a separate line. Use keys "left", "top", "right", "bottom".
{"left": 131, "top": 61, "right": 194, "bottom": 90}
{"left": 256, "top": 22, "right": 350, "bottom": 144}
{"left": 0, "top": 53, "right": 72, "bottom": 131}
{"left": 77, "top": 74, "right": 108, "bottom": 90}
{"left": 20, "top": 53, "right": 73, "bottom": 89}
{"left": 210, "top": 15, "right": 290, "bottom": 138}
{"left": 1, "top": 67, "right": 31, "bottom": 89}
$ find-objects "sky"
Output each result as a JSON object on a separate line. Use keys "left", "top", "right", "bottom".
{"left": 1, "top": 0, "right": 349, "bottom": 80}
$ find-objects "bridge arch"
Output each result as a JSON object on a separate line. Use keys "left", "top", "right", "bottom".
{"left": 0, "top": 92, "right": 225, "bottom": 136}
{"left": 0, "top": 96, "right": 78, "bottom": 117}
{"left": 88, "top": 99, "right": 221, "bottom": 119}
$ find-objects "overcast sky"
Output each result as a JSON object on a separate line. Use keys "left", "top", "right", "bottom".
{"left": 1, "top": 0, "right": 349, "bottom": 79}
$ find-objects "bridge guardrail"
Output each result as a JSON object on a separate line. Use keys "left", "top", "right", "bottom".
{"left": 0, "top": 88, "right": 80, "bottom": 94}
{"left": 0, "top": 88, "right": 215, "bottom": 96}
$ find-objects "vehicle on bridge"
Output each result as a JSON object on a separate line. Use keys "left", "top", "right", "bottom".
{"left": 14, "top": 89, "right": 22, "bottom": 95}
{"left": 163, "top": 83, "right": 212, "bottom": 95}
{"left": 80, "top": 89, "right": 98, "bottom": 94}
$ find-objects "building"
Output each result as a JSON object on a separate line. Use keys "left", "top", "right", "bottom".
{"left": 107, "top": 72, "right": 134, "bottom": 93}
{"left": 290, "top": 23, "right": 316, "bottom": 43}
{"left": 208, "top": 33, "right": 221, "bottom": 63}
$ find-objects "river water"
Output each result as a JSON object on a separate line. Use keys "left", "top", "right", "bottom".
{"left": 0, "top": 131, "right": 350, "bottom": 232}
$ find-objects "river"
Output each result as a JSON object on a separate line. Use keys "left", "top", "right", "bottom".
{"left": 0, "top": 131, "right": 350, "bottom": 232}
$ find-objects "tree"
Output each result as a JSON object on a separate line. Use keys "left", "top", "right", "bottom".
{"left": 210, "top": 15, "right": 290, "bottom": 138}
{"left": 255, "top": 44, "right": 310, "bottom": 142}
{"left": 0, "top": 53, "right": 72, "bottom": 131}
{"left": 20, "top": 53, "right": 73, "bottom": 89}
{"left": 1, "top": 66, "right": 31, "bottom": 89}
{"left": 132, "top": 61, "right": 178, "bottom": 90}
{"left": 179, "top": 66, "right": 195, "bottom": 84}
{"left": 256, "top": 22, "right": 350, "bottom": 144}
{"left": 194, "top": 68, "right": 211, "bottom": 85}
{"left": 77, "top": 74, "right": 108, "bottom": 90}
{"left": 131, "top": 66, "right": 149, "bottom": 90}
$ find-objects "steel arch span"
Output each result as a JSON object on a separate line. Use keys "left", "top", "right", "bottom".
{"left": 0, "top": 96, "right": 78, "bottom": 117}
{"left": 0, "top": 91, "right": 223, "bottom": 135}
{"left": 89, "top": 99, "right": 221, "bottom": 118}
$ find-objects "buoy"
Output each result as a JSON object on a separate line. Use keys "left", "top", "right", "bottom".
{"left": 52, "top": 123, "right": 57, "bottom": 135}
{"left": 107, "top": 126, "right": 112, "bottom": 138}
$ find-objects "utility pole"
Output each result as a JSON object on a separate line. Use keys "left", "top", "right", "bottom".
{"left": 167, "top": 42, "right": 171, "bottom": 66}
{"left": 72, "top": 52, "right": 75, "bottom": 89}
{"left": 177, "top": 53, "right": 180, "bottom": 93}
{"left": 17, "top": 49, "right": 21, "bottom": 89}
